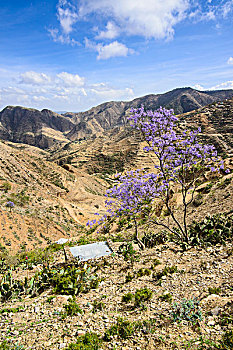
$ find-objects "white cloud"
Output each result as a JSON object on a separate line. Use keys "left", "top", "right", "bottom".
{"left": 0, "top": 68, "right": 135, "bottom": 111}
{"left": 210, "top": 81, "right": 233, "bottom": 90}
{"left": 32, "top": 96, "right": 49, "bottom": 102}
{"left": 96, "top": 21, "right": 120, "bottom": 39}
{"left": 57, "top": 1, "right": 78, "bottom": 34}
{"left": 90, "top": 83, "right": 134, "bottom": 100}
{"left": 222, "top": 0, "right": 233, "bottom": 17}
{"left": 85, "top": 39, "right": 134, "bottom": 59}
{"left": 227, "top": 57, "right": 233, "bottom": 65}
{"left": 57, "top": 72, "right": 85, "bottom": 86}
{"left": 48, "top": 28, "right": 79, "bottom": 45}
{"left": 49, "top": 0, "right": 79, "bottom": 45}
{"left": 19, "top": 71, "right": 51, "bottom": 85}
{"left": 193, "top": 84, "right": 205, "bottom": 91}
{"left": 79, "top": 0, "right": 189, "bottom": 40}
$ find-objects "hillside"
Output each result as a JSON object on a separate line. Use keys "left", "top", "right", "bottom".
{"left": 0, "top": 94, "right": 233, "bottom": 350}
{"left": 0, "top": 140, "right": 109, "bottom": 253}
{"left": 1, "top": 97, "right": 233, "bottom": 253}
{"left": 1, "top": 87, "right": 233, "bottom": 149}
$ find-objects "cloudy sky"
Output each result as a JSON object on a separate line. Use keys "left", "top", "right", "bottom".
{"left": 0, "top": 0, "right": 233, "bottom": 112}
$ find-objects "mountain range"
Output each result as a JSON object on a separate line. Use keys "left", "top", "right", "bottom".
{"left": 0, "top": 87, "right": 233, "bottom": 149}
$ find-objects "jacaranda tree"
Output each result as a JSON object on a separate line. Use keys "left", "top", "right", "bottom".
{"left": 87, "top": 106, "right": 228, "bottom": 246}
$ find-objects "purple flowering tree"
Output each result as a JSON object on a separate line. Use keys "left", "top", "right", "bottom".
{"left": 88, "top": 106, "right": 227, "bottom": 246}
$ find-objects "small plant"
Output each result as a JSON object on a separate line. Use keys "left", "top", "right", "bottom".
{"left": 151, "top": 258, "right": 161, "bottom": 268}
{"left": 159, "top": 292, "right": 173, "bottom": 303}
{"left": 0, "top": 306, "right": 24, "bottom": 314}
{"left": 122, "top": 292, "right": 134, "bottom": 303}
{"left": 208, "top": 286, "right": 221, "bottom": 295}
{"left": 92, "top": 298, "right": 105, "bottom": 313}
{"left": 1, "top": 182, "right": 11, "bottom": 193}
{"left": 0, "top": 342, "right": 24, "bottom": 350}
{"left": 6, "top": 201, "right": 15, "bottom": 212}
{"left": 118, "top": 242, "right": 139, "bottom": 263}
{"left": 142, "top": 231, "right": 168, "bottom": 247}
{"left": 136, "top": 268, "right": 151, "bottom": 278}
{"left": 171, "top": 298, "right": 202, "bottom": 325}
{"left": 104, "top": 317, "right": 135, "bottom": 340}
{"left": 220, "top": 330, "right": 233, "bottom": 349}
{"left": 134, "top": 287, "right": 153, "bottom": 308}
{"left": 46, "top": 295, "right": 56, "bottom": 303}
{"left": 66, "top": 332, "right": 102, "bottom": 350}
{"left": 153, "top": 265, "right": 178, "bottom": 281}
{"left": 219, "top": 302, "right": 233, "bottom": 327}
{"left": 188, "top": 213, "right": 233, "bottom": 246}
{"left": 62, "top": 297, "right": 83, "bottom": 318}
{"left": 125, "top": 272, "right": 134, "bottom": 283}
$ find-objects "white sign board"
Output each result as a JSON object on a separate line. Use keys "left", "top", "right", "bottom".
{"left": 69, "top": 241, "right": 112, "bottom": 261}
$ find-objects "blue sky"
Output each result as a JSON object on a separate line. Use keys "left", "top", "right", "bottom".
{"left": 0, "top": 0, "right": 233, "bottom": 111}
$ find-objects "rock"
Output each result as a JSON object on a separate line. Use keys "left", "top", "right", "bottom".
{"left": 76, "top": 330, "right": 86, "bottom": 336}
{"left": 211, "top": 307, "right": 221, "bottom": 316}
{"left": 34, "top": 306, "right": 40, "bottom": 313}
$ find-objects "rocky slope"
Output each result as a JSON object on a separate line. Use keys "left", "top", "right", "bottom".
{"left": 0, "top": 106, "right": 75, "bottom": 149}
{"left": 1, "top": 87, "right": 233, "bottom": 149}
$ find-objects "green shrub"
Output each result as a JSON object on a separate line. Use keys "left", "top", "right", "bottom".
{"left": 134, "top": 287, "right": 153, "bottom": 307}
{"left": 151, "top": 259, "right": 161, "bottom": 268}
{"left": 125, "top": 272, "right": 134, "bottom": 283}
{"left": 0, "top": 342, "right": 24, "bottom": 350}
{"left": 220, "top": 330, "right": 233, "bottom": 349}
{"left": 66, "top": 332, "right": 102, "bottom": 350}
{"left": 0, "top": 306, "right": 24, "bottom": 314}
{"left": 188, "top": 213, "right": 233, "bottom": 246}
{"left": 118, "top": 242, "right": 139, "bottom": 263}
{"left": 62, "top": 297, "right": 83, "bottom": 318}
{"left": 208, "top": 286, "right": 221, "bottom": 295}
{"left": 142, "top": 231, "right": 168, "bottom": 248}
{"left": 136, "top": 268, "right": 151, "bottom": 277}
{"left": 92, "top": 299, "right": 105, "bottom": 313}
{"left": 1, "top": 182, "right": 11, "bottom": 193}
{"left": 104, "top": 318, "right": 135, "bottom": 341}
{"left": 122, "top": 292, "right": 134, "bottom": 303}
{"left": 159, "top": 293, "right": 173, "bottom": 303}
{"left": 171, "top": 298, "right": 202, "bottom": 325}
{"left": 153, "top": 266, "right": 178, "bottom": 281}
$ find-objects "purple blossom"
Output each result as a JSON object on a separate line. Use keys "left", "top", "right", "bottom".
{"left": 87, "top": 105, "right": 226, "bottom": 244}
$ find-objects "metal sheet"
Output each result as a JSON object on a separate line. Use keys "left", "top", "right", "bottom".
{"left": 69, "top": 241, "right": 112, "bottom": 261}
{"left": 56, "top": 238, "right": 69, "bottom": 244}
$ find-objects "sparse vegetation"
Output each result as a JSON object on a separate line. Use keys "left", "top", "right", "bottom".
{"left": 171, "top": 298, "right": 202, "bottom": 325}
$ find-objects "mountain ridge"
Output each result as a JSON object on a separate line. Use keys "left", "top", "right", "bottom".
{"left": 0, "top": 87, "right": 233, "bottom": 149}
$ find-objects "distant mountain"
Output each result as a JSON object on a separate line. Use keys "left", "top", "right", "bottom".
{"left": 61, "top": 87, "right": 233, "bottom": 141}
{"left": 0, "top": 106, "right": 76, "bottom": 149}
{"left": 0, "top": 87, "right": 233, "bottom": 148}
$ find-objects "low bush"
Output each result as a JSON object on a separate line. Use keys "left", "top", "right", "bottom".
{"left": 136, "top": 268, "right": 151, "bottom": 278}
{"left": 153, "top": 266, "right": 178, "bottom": 281}
{"left": 208, "top": 286, "right": 221, "bottom": 295}
{"left": 122, "top": 292, "right": 134, "bottom": 303}
{"left": 188, "top": 213, "right": 233, "bottom": 246}
{"left": 142, "top": 231, "right": 168, "bottom": 248}
{"left": 61, "top": 297, "right": 83, "bottom": 318}
{"left": 104, "top": 318, "right": 135, "bottom": 341}
{"left": 171, "top": 298, "right": 202, "bottom": 325}
{"left": 134, "top": 288, "right": 153, "bottom": 308}
{"left": 92, "top": 299, "right": 105, "bottom": 313}
{"left": 66, "top": 332, "right": 102, "bottom": 350}
{"left": 159, "top": 293, "right": 173, "bottom": 303}
{"left": 118, "top": 242, "right": 139, "bottom": 263}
